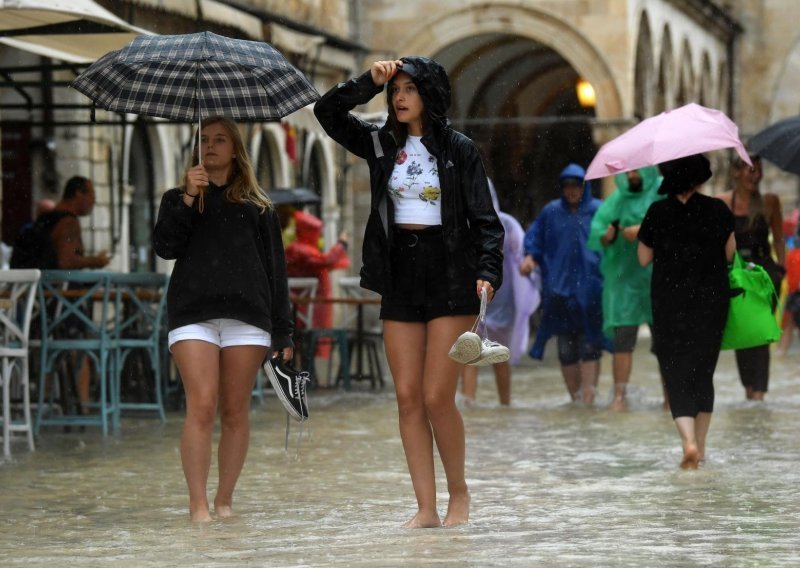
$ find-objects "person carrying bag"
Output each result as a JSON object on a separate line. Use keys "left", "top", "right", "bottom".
{"left": 721, "top": 251, "right": 781, "bottom": 350}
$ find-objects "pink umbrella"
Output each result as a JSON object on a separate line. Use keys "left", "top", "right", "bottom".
{"left": 585, "top": 103, "right": 752, "bottom": 180}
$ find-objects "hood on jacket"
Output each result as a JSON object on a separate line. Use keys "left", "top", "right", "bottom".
{"left": 294, "top": 210, "right": 322, "bottom": 245}
{"left": 559, "top": 163, "right": 593, "bottom": 206}
{"left": 613, "top": 165, "right": 663, "bottom": 198}
{"left": 388, "top": 56, "right": 451, "bottom": 129}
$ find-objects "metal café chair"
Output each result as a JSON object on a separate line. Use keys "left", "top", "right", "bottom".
{"left": 288, "top": 277, "right": 350, "bottom": 389}
{"left": 35, "top": 271, "right": 117, "bottom": 435}
{"left": 109, "top": 272, "right": 168, "bottom": 423}
{"left": 0, "top": 269, "right": 41, "bottom": 458}
{"left": 338, "top": 276, "right": 385, "bottom": 389}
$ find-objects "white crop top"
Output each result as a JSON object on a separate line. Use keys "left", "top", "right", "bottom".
{"left": 387, "top": 136, "right": 442, "bottom": 225}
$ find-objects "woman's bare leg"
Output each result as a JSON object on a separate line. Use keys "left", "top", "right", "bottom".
{"left": 214, "top": 345, "right": 267, "bottom": 518}
{"left": 460, "top": 365, "right": 478, "bottom": 403}
{"left": 384, "top": 320, "right": 440, "bottom": 528}
{"left": 674, "top": 416, "right": 700, "bottom": 469}
{"left": 425, "top": 315, "right": 473, "bottom": 527}
{"left": 694, "top": 412, "right": 712, "bottom": 461}
{"left": 172, "top": 340, "right": 221, "bottom": 522}
{"left": 494, "top": 362, "right": 511, "bottom": 406}
{"left": 579, "top": 359, "right": 599, "bottom": 406}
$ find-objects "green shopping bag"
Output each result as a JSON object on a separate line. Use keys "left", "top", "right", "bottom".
{"left": 721, "top": 252, "right": 781, "bottom": 350}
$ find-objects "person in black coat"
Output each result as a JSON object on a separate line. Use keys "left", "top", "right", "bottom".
{"left": 638, "top": 154, "right": 735, "bottom": 469}
{"left": 153, "top": 116, "right": 293, "bottom": 522}
{"left": 315, "top": 57, "right": 504, "bottom": 527}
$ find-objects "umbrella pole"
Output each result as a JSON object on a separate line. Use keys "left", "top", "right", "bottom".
{"left": 196, "top": 62, "right": 202, "bottom": 164}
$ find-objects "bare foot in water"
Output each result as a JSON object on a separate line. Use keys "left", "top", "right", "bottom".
{"left": 680, "top": 444, "right": 700, "bottom": 470}
{"left": 402, "top": 511, "right": 441, "bottom": 529}
{"left": 214, "top": 505, "right": 234, "bottom": 519}
{"left": 190, "top": 506, "right": 212, "bottom": 523}
{"left": 609, "top": 397, "right": 627, "bottom": 412}
{"left": 443, "top": 490, "right": 470, "bottom": 527}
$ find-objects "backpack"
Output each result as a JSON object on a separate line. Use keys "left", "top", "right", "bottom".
{"left": 10, "top": 211, "right": 73, "bottom": 269}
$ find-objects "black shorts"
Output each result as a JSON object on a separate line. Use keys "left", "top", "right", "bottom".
{"left": 380, "top": 226, "right": 479, "bottom": 323}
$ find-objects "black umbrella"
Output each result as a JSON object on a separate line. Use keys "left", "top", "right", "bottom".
{"left": 748, "top": 115, "right": 800, "bottom": 175}
{"left": 71, "top": 31, "right": 319, "bottom": 158}
{"left": 266, "top": 187, "right": 321, "bottom": 206}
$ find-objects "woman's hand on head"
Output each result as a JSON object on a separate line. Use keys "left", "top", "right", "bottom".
{"left": 370, "top": 60, "right": 403, "bottom": 87}
{"left": 185, "top": 164, "right": 208, "bottom": 196}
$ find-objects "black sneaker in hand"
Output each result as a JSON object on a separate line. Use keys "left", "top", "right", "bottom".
{"left": 264, "top": 358, "right": 310, "bottom": 421}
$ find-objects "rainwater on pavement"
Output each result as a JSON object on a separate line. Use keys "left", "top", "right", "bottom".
{"left": 1, "top": 338, "right": 799, "bottom": 567}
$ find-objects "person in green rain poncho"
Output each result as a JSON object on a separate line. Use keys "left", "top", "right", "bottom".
{"left": 588, "top": 166, "right": 664, "bottom": 411}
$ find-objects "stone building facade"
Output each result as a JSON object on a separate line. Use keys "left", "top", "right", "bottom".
{"left": 1, "top": 0, "right": 798, "bottom": 277}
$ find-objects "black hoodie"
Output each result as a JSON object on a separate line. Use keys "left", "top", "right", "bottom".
{"left": 152, "top": 183, "right": 294, "bottom": 351}
{"left": 314, "top": 57, "right": 504, "bottom": 305}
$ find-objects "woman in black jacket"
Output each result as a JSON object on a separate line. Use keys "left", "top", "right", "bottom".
{"left": 315, "top": 57, "right": 504, "bottom": 527}
{"left": 153, "top": 116, "right": 294, "bottom": 522}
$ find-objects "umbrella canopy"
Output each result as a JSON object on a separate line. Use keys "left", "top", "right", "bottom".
{"left": 748, "top": 115, "right": 800, "bottom": 175}
{"left": 266, "top": 187, "right": 321, "bottom": 206}
{"left": 70, "top": 31, "right": 319, "bottom": 122}
{"left": 585, "top": 103, "right": 751, "bottom": 180}
{"left": 0, "top": 0, "right": 149, "bottom": 63}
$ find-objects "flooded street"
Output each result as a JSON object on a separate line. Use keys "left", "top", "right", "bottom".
{"left": 1, "top": 340, "right": 799, "bottom": 567}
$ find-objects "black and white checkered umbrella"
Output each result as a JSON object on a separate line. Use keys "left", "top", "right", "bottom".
{"left": 71, "top": 31, "right": 319, "bottom": 123}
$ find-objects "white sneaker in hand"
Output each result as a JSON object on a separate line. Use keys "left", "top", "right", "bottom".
{"left": 448, "top": 331, "right": 482, "bottom": 364}
{"left": 469, "top": 339, "right": 510, "bottom": 366}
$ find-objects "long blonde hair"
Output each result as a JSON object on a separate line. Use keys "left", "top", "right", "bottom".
{"left": 188, "top": 115, "right": 272, "bottom": 213}
{"left": 731, "top": 155, "right": 763, "bottom": 228}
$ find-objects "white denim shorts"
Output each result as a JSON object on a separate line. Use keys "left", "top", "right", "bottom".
{"left": 168, "top": 318, "right": 271, "bottom": 351}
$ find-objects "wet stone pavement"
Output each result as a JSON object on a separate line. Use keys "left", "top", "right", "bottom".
{"left": 1, "top": 338, "right": 799, "bottom": 567}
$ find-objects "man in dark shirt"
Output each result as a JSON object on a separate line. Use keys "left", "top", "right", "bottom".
{"left": 49, "top": 176, "right": 111, "bottom": 412}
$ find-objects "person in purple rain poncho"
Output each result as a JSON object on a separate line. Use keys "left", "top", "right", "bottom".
{"left": 461, "top": 179, "right": 540, "bottom": 405}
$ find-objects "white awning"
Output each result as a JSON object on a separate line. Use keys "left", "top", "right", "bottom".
{"left": 201, "top": 0, "right": 263, "bottom": 40}
{"left": 270, "top": 23, "right": 324, "bottom": 57}
{"left": 0, "top": 0, "right": 151, "bottom": 63}
{"left": 127, "top": 0, "right": 263, "bottom": 40}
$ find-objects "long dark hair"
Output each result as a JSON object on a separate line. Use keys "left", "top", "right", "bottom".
{"left": 385, "top": 76, "right": 430, "bottom": 149}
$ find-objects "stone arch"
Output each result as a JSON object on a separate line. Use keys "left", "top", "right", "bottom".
{"left": 676, "top": 38, "right": 694, "bottom": 106}
{"left": 698, "top": 51, "right": 714, "bottom": 107}
{"left": 398, "top": 3, "right": 623, "bottom": 120}
{"left": 717, "top": 61, "right": 730, "bottom": 115}
{"left": 634, "top": 8, "right": 655, "bottom": 119}
{"left": 395, "top": 4, "right": 620, "bottom": 221}
{"left": 767, "top": 35, "right": 800, "bottom": 121}
{"left": 655, "top": 25, "right": 674, "bottom": 112}
{"left": 250, "top": 124, "right": 290, "bottom": 189}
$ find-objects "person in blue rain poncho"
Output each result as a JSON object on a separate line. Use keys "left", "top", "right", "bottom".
{"left": 587, "top": 167, "right": 664, "bottom": 411}
{"left": 520, "top": 163, "right": 605, "bottom": 405}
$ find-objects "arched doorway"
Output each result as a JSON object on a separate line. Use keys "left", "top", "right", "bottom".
{"left": 433, "top": 33, "right": 597, "bottom": 225}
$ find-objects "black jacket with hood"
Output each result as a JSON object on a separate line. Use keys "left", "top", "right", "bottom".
{"left": 314, "top": 56, "right": 504, "bottom": 307}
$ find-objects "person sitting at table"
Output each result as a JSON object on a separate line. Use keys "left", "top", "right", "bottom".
{"left": 13, "top": 177, "right": 111, "bottom": 414}
{"left": 153, "top": 116, "right": 294, "bottom": 522}
{"left": 284, "top": 210, "right": 350, "bottom": 357}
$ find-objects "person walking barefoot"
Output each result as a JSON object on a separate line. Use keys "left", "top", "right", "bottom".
{"left": 315, "top": 57, "right": 504, "bottom": 527}
{"left": 638, "top": 154, "right": 735, "bottom": 469}
{"left": 153, "top": 116, "right": 294, "bottom": 521}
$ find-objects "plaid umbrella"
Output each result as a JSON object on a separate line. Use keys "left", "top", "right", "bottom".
{"left": 71, "top": 31, "right": 319, "bottom": 124}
